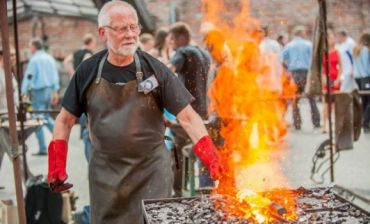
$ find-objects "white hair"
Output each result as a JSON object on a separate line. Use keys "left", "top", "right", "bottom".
{"left": 97, "top": 1, "right": 138, "bottom": 27}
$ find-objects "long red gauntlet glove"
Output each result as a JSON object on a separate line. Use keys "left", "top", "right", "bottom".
{"left": 193, "top": 135, "right": 224, "bottom": 180}
{"left": 48, "top": 139, "right": 73, "bottom": 192}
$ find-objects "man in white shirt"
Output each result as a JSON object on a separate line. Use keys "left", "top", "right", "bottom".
{"left": 260, "top": 24, "right": 282, "bottom": 55}
{"left": 259, "top": 24, "right": 283, "bottom": 94}
{"left": 336, "top": 30, "right": 358, "bottom": 92}
{"left": 337, "top": 30, "right": 356, "bottom": 53}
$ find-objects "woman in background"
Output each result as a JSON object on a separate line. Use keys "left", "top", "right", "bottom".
{"left": 322, "top": 31, "right": 341, "bottom": 133}
{"left": 149, "top": 28, "right": 172, "bottom": 63}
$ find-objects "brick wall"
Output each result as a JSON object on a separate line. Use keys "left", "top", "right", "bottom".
{"left": 2, "top": 0, "right": 369, "bottom": 61}
{"left": 5, "top": 16, "right": 100, "bottom": 61}
{"left": 145, "top": 0, "right": 370, "bottom": 42}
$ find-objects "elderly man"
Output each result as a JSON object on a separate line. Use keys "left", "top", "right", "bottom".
{"left": 47, "top": 1, "right": 223, "bottom": 223}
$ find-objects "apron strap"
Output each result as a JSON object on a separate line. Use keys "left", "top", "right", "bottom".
{"left": 95, "top": 52, "right": 143, "bottom": 92}
{"left": 134, "top": 53, "right": 144, "bottom": 92}
{"left": 95, "top": 53, "right": 108, "bottom": 84}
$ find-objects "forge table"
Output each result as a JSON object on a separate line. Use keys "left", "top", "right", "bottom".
{"left": 0, "top": 118, "right": 44, "bottom": 143}
{"left": 0, "top": 118, "right": 45, "bottom": 180}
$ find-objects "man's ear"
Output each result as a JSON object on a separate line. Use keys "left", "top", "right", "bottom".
{"left": 98, "top": 27, "right": 107, "bottom": 42}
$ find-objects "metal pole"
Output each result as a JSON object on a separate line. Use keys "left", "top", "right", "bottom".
{"left": 0, "top": 1, "right": 27, "bottom": 223}
{"left": 321, "top": 0, "right": 335, "bottom": 182}
{"left": 12, "top": 0, "right": 30, "bottom": 182}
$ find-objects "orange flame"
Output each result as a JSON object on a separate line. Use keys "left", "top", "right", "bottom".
{"left": 202, "top": 0, "right": 297, "bottom": 221}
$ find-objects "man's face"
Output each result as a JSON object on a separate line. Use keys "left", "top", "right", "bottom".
{"left": 300, "top": 30, "right": 307, "bottom": 39}
{"left": 336, "top": 34, "right": 346, "bottom": 44}
{"left": 0, "top": 49, "right": 16, "bottom": 67}
{"left": 328, "top": 33, "right": 336, "bottom": 47}
{"left": 10, "top": 48, "right": 16, "bottom": 66}
{"left": 89, "top": 39, "right": 97, "bottom": 51}
{"left": 30, "top": 44, "right": 37, "bottom": 54}
{"left": 100, "top": 7, "right": 140, "bottom": 56}
{"left": 141, "top": 40, "right": 154, "bottom": 52}
{"left": 168, "top": 33, "right": 183, "bottom": 50}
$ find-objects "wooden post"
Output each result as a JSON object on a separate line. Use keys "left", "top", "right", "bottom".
{"left": 12, "top": 0, "right": 31, "bottom": 182}
{"left": 320, "top": 0, "right": 335, "bottom": 182}
{"left": 0, "top": 0, "right": 27, "bottom": 223}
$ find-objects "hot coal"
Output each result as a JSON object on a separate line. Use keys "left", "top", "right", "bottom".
{"left": 143, "top": 187, "right": 370, "bottom": 224}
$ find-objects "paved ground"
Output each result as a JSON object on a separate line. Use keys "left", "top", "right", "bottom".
{"left": 1, "top": 99, "right": 370, "bottom": 214}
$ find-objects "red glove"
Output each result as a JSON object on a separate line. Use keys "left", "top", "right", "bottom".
{"left": 48, "top": 139, "right": 73, "bottom": 192}
{"left": 193, "top": 135, "right": 224, "bottom": 180}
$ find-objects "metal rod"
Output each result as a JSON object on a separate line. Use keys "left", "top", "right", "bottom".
{"left": 12, "top": 0, "right": 30, "bottom": 182}
{"left": 321, "top": 0, "right": 335, "bottom": 182}
{"left": 1, "top": 109, "right": 60, "bottom": 116}
{"left": 0, "top": 1, "right": 27, "bottom": 223}
{"left": 29, "top": 109, "right": 60, "bottom": 114}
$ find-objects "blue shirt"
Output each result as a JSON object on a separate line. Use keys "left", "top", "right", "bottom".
{"left": 282, "top": 37, "right": 312, "bottom": 71}
{"left": 21, "top": 50, "right": 60, "bottom": 94}
{"left": 353, "top": 47, "right": 370, "bottom": 78}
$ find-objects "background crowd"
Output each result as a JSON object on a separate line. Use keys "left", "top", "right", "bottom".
{"left": 1, "top": 19, "right": 370, "bottom": 187}
{"left": 0, "top": 10, "right": 369, "bottom": 222}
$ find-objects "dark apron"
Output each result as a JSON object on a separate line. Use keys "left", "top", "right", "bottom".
{"left": 85, "top": 53, "right": 173, "bottom": 224}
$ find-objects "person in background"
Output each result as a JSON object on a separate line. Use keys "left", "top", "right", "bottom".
{"left": 139, "top": 33, "right": 155, "bottom": 52}
{"left": 0, "top": 48, "right": 18, "bottom": 189}
{"left": 21, "top": 39, "right": 60, "bottom": 156}
{"left": 259, "top": 24, "right": 287, "bottom": 140}
{"left": 260, "top": 24, "right": 282, "bottom": 55}
{"left": 72, "top": 34, "right": 97, "bottom": 162}
{"left": 149, "top": 28, "right": 172, "bottom": 63}
{"left": 63, "top": 34, "right": 97, "bottom": 78}
{"left": 336, "top": 30, "right": 358, "bottom": 92}
{"left": 0, "top": 48, "right": 18, "bottom": 115}
{"left": 322, "top": 31, "right": 341, "bottom": 133}
{"left": 277, "top": 32, "right": 289, "bottom": 48}
{"left": 282, "top": 26, "right": 321, "bottom": 130}
{"left": 48, "top": 2, "right": 223, "bottom": 223}
{"left": 336, "top": 30, "right": 356, "bottom": 54}
{"left": 147, "top": 28, "right": 175, "bottom": 151}
{"left": 353, "top": 33, "right": 370, "bottom": 133}
{"left": 259, "top": 23, "right": 283, "bottom": 94}
{"left": 167, "top": 22, "right": 213, "bottom": 191}
{"left": 73, "top": 34, "right": 97, "bottom": 72}
{"left": 168, "top": 22, "right": 211, "bottom": 119}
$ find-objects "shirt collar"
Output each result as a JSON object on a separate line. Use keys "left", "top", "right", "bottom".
{"left": 33, "top": 50, "right": 45, "bottom": 56}
{"left": 293, "top": 36, "right": 304, "bottom": 41}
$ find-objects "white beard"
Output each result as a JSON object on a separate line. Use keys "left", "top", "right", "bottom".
{"left": 107, "top": 40, "right": 138, "bottom": 56}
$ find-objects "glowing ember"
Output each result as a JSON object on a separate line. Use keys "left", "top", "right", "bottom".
{"left": 202, "top": 0, "right": 297, "bottom": 221}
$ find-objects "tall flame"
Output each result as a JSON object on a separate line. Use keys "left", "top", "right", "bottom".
{"left": 202, "top": 0, "right": 297, "bottom": 221}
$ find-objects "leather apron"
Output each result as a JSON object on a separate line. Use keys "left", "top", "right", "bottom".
{"left": 85, "top": 53, "right": 173, "bottom": 224}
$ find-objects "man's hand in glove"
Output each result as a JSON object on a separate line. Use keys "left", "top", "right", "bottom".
{"left": 48, "top": 139, "right": 73, "bottom": 192}
{"left": 193, "top": 135, "right": 225, "bottom": 180}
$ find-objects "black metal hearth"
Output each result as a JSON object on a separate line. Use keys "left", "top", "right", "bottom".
{"left": 142, "top": 187, "right": 370, "bottom": 223}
